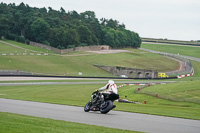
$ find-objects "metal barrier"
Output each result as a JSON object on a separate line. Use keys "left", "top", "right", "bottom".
{"left": 0, "top": 70, "right": 32, "bottom": 75}
{"left": 139, "top": 48, "right": 194, "bottom": 77}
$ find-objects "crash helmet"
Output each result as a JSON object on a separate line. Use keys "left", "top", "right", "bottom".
{"left": 108, "top": 80, "right": 114, "bottom": 85}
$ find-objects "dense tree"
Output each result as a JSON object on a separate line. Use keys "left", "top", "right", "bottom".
{"left": 30, "top": 18, "right": 50, "bottom": 43}
{"left": 65, "top": 28, "right": 80, "bottom": 47}
{"left": 104, "top": 28, "right": 115, "bottom": 47}
{"left": 77, "top": 25, "right": 93, "bottom": 45}
{"left": 0, "top": 2, "right": 141, "bottom": 48}
{"left": 0, "top": 15, "right": 10, "bottom": 38}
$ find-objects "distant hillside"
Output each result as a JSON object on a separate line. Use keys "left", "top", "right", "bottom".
{"left": 0, "top": 40, "right": 179, "bottom": 77}
{"left": 0, "top": 2, "right": 141, "bottom": 49}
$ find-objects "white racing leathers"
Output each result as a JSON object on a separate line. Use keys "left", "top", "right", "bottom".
{"left": 98, "top": 83, "right": 118, "bottom": 94}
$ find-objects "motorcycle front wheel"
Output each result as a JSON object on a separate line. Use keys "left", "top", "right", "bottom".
{"left": 84, "top": 101, "right": 91, "bottom": 112}
{"left": 100, "top": 100, "right": 113, "bottom": 114}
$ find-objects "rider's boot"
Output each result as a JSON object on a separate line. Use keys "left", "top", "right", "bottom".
{"left": 112, "top": 105, "right": 116, "bottom": 109}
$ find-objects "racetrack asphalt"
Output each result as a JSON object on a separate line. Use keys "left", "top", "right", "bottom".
{"left": 0, "top": 98, "right": 200, "bottom": 133}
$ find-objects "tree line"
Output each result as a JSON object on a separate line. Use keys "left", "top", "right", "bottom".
{"left": 0, "top": 2, "right": 141, "bottom": 49}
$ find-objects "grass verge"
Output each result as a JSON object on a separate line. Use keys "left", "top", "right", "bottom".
{"left": 1, "top": 39, "right": 56, "bottom": 54}
{"left": 138, "top": 80, "right": 200, "bottom": 104}
{"left": 117, "top": 84, "right": 200, "bottom": 120}
{"left": 141, "top": 43, "right": 200, "bottom": 58}
{"left": 0, "top": 83, "right": 200, "bottom": 120}
{"left": 0, "top": 112, "right": 140, "bottom": 133}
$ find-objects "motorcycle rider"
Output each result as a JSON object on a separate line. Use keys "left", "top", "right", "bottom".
{"left": 98, "top": 80, "right": 118, "bottom": 94}
{"left": 95, "top": 80, "right": 118, "bottom": 109}
{"left": 85, "top": 80, "right": 119, "bottom": 113}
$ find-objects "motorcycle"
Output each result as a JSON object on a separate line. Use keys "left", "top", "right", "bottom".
{"left": 84, "top": 90, "right": 119, "bottom": 114}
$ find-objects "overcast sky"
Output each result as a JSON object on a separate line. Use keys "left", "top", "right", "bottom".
{"left": 2, "top": 0, "right": 200, "bottom": 41}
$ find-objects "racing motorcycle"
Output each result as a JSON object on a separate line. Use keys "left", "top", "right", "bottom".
{"left": 84, "top": 90, "right": 119, "bottom": 114}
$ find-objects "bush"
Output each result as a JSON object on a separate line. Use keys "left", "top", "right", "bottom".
{"left": 25, "top": 39, "right": 30, "bottom": 45}
{"left": 57, "top": 45, "right": 65, "bottom": 49}
{"left": 7, "top": 33, "right": 17, "bottom": 40}
{"left": 78, "top": 43, "right": 88, "bottom": 47}
{"left": 43, "top": 40, "right": 50, "bottom": 46}
{"left": 67, "top": 45, "right": 75, "bottom": 49}
{"left": 16, "top": 35, "right": 25, "bottom": 43}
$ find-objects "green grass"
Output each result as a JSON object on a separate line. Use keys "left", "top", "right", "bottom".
{"left": 1, "top": 39, "right": 56, "bottom": 53}
{"left": 0, "top": 40, "right": 200, "bottom": 121}
{"left": 0, "top": 41, "right": 27, "bottom": 53}
{"left": 1, "top": 40, "right": 198, "bottom": 77}
{"left": 76, "top": 52, "right": 179, "bottom": 72}
{"left": 138, "top": 80, "right": 200, "bottom": 104}
{"left": 117, "top": 85, "right": 200, "bottom": 120}
{"left": 62, "top": 51, "right": 93, "bottom": 55}
{"left": 0, "top": 84, "right": 102, "bottom": 106}
{"left": 191, "top": 61, "right": 200, "bottom": 77}
{"left": 141, "top": 43, "right": 200, "bottom": 58}
{"left": 0, "top": 39, "right": 181, "bottom": 76}
{"left": 0, "top": 112, "right": 140, "bottom": 133}
{"left": 0, "top": 79, "right": 107, "bottom": 83}
{"left": 0, "top": 55, "right": 114, "bottom": 76}
{"left": 141, "top": 43, "right": 200, "bottom": 79}
{"left": 0, "top": 83, "right": 200, "bottom": 120}
{"left": 0, "top": 51, "right": 179, "bottom": 76}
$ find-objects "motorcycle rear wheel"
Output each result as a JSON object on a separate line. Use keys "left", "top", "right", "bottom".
{"left": 100, "top": 100, "right": 113, "bottom": 114}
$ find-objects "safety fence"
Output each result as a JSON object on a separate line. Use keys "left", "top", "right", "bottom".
{"left": 0, "top": 53, "right": 49, "bottom": 56}
{"left": 0, "top": 70, "right": 33, "bottom": 75}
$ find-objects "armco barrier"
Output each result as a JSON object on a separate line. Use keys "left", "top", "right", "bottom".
{"left": 140, "top": 48, "right": 195, "bottom": 78}
{"left": 0, "top": 53, "right": 49, "bottom": 56}
{"left": 0, "top": 70, "right": 33, "bottom": 75}
{"left": 141, "top": 37, "right": 200, "bottom": 46}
